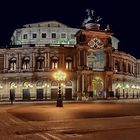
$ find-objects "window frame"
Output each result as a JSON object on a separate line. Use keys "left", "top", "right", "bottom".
{"left": 32, "top": 33, "right": 37, "bottom": 39}
{"left": 61, "top": 33, "right": 66, "bottom": 39}
{"left": 23, "top": 34, "right": 28, "bottom": 39}
{"left": 41, "top": 33, "right": 47, "bottom": 38}
{"left": 51, "top": 33, "right": 57, "bottom": 39}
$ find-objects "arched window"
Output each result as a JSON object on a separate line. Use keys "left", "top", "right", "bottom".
{"left": 36, "top": 56, "right": 44, "bottom": 70}
{"left": 9, "top": 57, "right": 16, "bottom": 71}
{"left": 65, "top": 81, "right": 72, "bottom": 86}
{"left": 23, "top": 82, "right": 33, "bottom": 88}
{"left": 123, "top": 62, "right": 126, "bottom": 72}
{"left": 10, "top": 82, "right": 17, "bottom": 89}
{"left": 51, "top": 81, "right": 58, "bottom": 86}
{"left": 128, "top": 63, "right": 131, "bottom": 73}
{"left": 36, "top": 81, "right": 43, "bottom": 87}
{"left": 22, "top": 57, "right": 30, "bottom": 70}
{"left": 78, "top": 34, "right": 86, "bottom": 43}
{"left": 23, "top": 82, "right": 29, "bottom": 87}
{"left": 114, "top": 60, "right": 120, "bottom": 72}
{"left": 51, "top": 56, "right": 59, "bottom": 69}
{"left": 65, "top": 57, "right": 72, "bottom": 70}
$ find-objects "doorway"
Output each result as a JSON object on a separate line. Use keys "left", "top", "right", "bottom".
{"left": 36, "top": 89, "right": 44, "bottom": 100}
{"left": 51, "top": 88, "right": 58, "bottom": 100}
{"left": 92, "top": 77, "right": 104, "bottom": 98}
{"left": 23, "top": 89, "right": 30, "bottom": 100}
{"left": 65, "top": 88, "right": 72, "bottom": 100}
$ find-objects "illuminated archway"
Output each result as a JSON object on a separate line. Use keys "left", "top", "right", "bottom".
{"left": 92, "top": 77, "right": 104, "bottom": 97}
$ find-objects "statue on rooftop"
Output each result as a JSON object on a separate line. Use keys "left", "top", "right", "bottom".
{"left": 82, "top": 9, "right": 102, "bottom": 30}
{"left": 82, "top": 9, "right": 102, "bottom": 25}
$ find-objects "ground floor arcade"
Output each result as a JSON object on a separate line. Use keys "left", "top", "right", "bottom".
{"left": 0, "top": 72, "right": 140, "bottom": 101}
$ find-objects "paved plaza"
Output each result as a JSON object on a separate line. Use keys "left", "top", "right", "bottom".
{"left": 0, "top": 101, "right": 140, "bottom": 140}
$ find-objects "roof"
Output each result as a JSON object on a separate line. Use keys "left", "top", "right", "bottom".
{"left": 23, "top": 21, "right": 68, "bottom": 28}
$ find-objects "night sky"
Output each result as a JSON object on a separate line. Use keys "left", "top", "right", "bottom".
{"left": 0, "top": 0, "right": 140, "bottom": 58}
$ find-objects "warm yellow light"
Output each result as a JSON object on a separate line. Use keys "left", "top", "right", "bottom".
{"left": 11, "top": 83, "right": 17, "bottom": 89}
{"left": 53, "top": 71, "right": 66, "bottom": 81}
{"left": 132, "top": 85, "right": 136, "bottom": 89}
{"left": 0, "top": 85, "right": 3, "bottom": 89}
{"left": 116, "top": 83, "right": 121, "bottom": 88}
{"left": 125, "top": 84, "right": 129, "bottom": 88}
{"left": 61, "top": 83, "right": 66, "bottom": 87}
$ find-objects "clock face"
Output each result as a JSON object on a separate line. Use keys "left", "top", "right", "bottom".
{"left": 88, "top": 37, "right": 104, "bottom": 49}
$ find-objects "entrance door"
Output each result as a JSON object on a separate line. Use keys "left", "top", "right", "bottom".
{"left": 10, "top": 89, "right": 15, "bottom": 99}
{"left": 51, "top": 88, "right": 58, "bottom": 100}
{"left": 65, "top": 88, "right": 72, "bottom": 100}
{"left": 36, "top": 89, "right": 44, "bottom": 100}
{"left": 92, "top": 77, "right": 104, "bottom": 98}
{"left": 23, "top": 89, "right": 30, "bottom": 100}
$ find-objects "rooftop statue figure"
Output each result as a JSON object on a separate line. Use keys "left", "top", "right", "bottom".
{"left": 82, "top": 9, "right": 94, "bottom": 25}
{"left": 82, "top": 9, "right": 102, "bottom": 27}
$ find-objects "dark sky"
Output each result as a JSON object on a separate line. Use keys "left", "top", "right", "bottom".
{"left": 0, "top": 0, "right": 140, "bottom": 58}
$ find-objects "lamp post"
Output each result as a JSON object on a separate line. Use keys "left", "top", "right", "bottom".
{"left": 53, "top": 70, "right": 66, "bottom": 107}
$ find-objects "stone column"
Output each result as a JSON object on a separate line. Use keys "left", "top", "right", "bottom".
{"left": 73, "top": 55, "right": 76, "bottom": 70}
{"left": 4, "top": 54, "right": 8, "bottom": 72}
{"left": 62, "top": 53, "right": 65, "bottom": 69}
{"left": 18, "top": 53, "right": 21, "bottom": 72}
{"left": 105, "top": 74, "right": 113, "bottom": 98}
{"left": 32, "top": 52, "right": 35, "bottom": 71}
{"left": 108, "top": 51, "right": 112, "bottom": 70}
{"left": 77, "top": 74, "right": 82, "bottom": 100}
{"left": 82, "top": 74, "right": 84, "bottom": 95}
{"left": 44, "top": 52, "right": 47, "bottom": 71}
{"left": 47, "top": 52, "right": 50, "bottom": 70}
{"left": 126, "top": 60, "right": 128, "bottom": 73}
{"left": 78, "top": 50, "right": 80, "bottom": 67}
{"left": 120, "top": 59, "right": 123, "bottom": 73}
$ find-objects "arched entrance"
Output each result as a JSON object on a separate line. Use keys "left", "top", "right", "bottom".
{"left": 36, "top": 81, "right": 44, "bottom": 100}
{"left": 92, "top": 77, "right": 104, "bottom": 98}
{"left": 51, "top": 81, "right": 58, "bottom": 100}
{"left": 10, "top": 82, "right": 16, "bottom": 100}
{"left": 65, "top": 81, "right": 72, "bottom": 100}
{"left": 22, "top": 82, "right": 30, "bottom": 100}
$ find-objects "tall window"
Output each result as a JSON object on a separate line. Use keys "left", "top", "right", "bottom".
{"left": 65, "top": 57, "right": 72, "bottom": 70}
{"left": 22, "top": 57, "right": 30, "bottom": 70}
{"left": 114, "top": 60, "right": 120, "bottom": 72}
{"left": 23, "top": 34, "right": 28, "bottom": 39}
{"left": 9, "top": 57, "right": 16, "bottom": 71}
{"left": 51, "top": 56, "right": 59, "bottom": 69}
{"left": 36, "top": 56, "right": 44, "bottom": 70}
{"left": 51, "top": 33, "right": 56, "bottom": 39}
{"left": 42, "top": 33, "right": 46, "bottom": 38}
{"left": 71, "top": 34, "right": 75, "bottom": 39}
{"left": 32, "top": 33, "right": 37, "bottom": 39}
{"left": 123, "top": 62, "right": 126, "bottom": 72}
{"left": 61, "top": 33, "right": 66, "bottom": 38}
{"left": 128, "top": 63, "right": 131, "bottom": 73}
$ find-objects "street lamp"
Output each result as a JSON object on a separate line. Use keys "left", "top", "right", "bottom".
{"left": 53, "top": 70, "right": 66, "bottom": 107}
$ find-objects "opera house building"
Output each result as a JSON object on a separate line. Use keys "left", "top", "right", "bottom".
{"left": 0, "top": 12, "right": 140, "bottom": 101}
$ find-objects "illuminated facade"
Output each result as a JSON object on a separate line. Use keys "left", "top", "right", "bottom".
{"left": 0, "top": 16, "right": 140, "bottom": 101}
